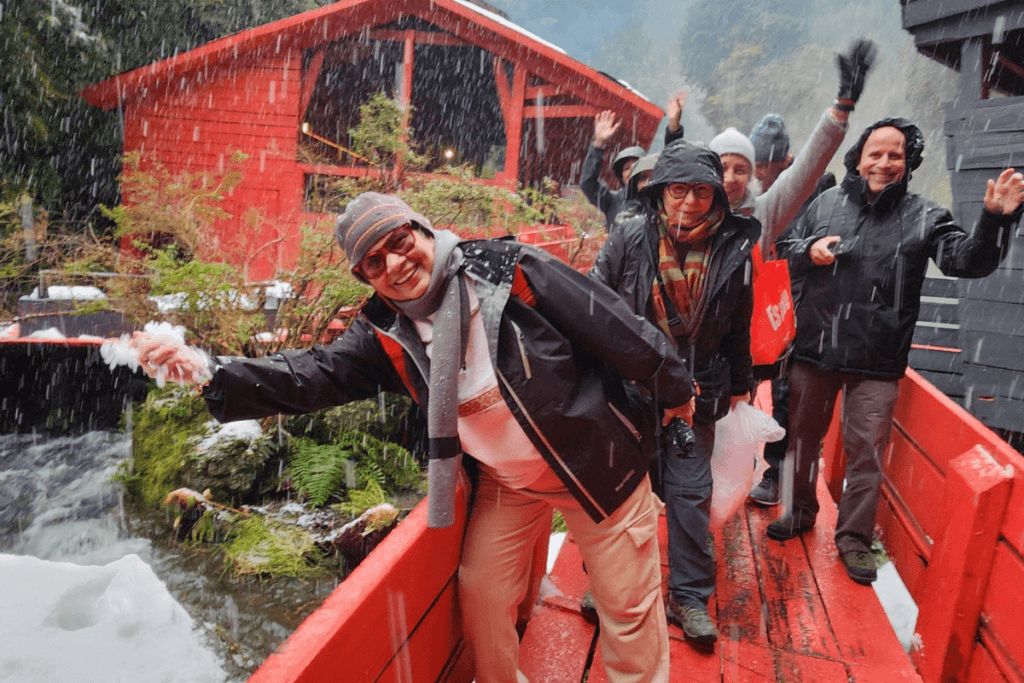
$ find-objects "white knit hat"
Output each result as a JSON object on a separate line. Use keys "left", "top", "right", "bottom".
{"left": 709, "top": 127, "right": 756, "bottom": 169}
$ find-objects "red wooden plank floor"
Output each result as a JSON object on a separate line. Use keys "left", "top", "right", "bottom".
{"left": 520, "top": 395, "right": 923, "bottom": 683}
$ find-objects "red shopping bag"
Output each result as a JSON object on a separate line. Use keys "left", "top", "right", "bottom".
{"left": 750, "top": 243, "right": 795, "bottom": 366}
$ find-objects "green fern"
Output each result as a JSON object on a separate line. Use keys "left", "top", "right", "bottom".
{"left": 222, "top": 516, "right": 323, "bottom": 578}
{"left": 335, "top": 478, "right": 388, "bottom": 518}
{"left": 290, "top": 441, "right": 348, "bottom": 507}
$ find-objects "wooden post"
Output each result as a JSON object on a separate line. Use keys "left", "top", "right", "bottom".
{"left": 394, "top": 30, "right": 415, "bottom": 183}
{"left": 21, "top": 195, "right": 36, "bottom": 262}
{"left": 503, "top": 64, "right": 527, "bottom": 189}
{"left": 959, "top": 37, "right": 986, "bottom": 104}
{"left": 910, "top": 444, "right": 1012, "bottom": 683}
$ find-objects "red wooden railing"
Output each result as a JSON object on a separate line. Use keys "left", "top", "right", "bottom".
{"left": 246, "top": 475, "right": 547, "bottom": 683}
{"left": 821, "top": 368, "right": 1024, "bottom": 683}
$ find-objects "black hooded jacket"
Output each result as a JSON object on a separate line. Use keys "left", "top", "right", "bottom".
{"left": 781, "top": 118, "right": 1022, "bottom": 378}
{"left": 590, "top": 140, "right": 759, "bottom": 424}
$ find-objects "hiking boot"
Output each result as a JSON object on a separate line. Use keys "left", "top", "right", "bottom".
{"left": 580, "top": 589, "right": 597, "bottom": 623}
{"left": 765, "top": 509, "right": 816, "bottom": 541}
{"left": 748, "top": 477, "right": 781, "bottom": 506}
{"left": 840, "top": 550, "right": 877, "bottom": 585}
{"left": 666, "top": 597, "right": 717, "bottom": 650}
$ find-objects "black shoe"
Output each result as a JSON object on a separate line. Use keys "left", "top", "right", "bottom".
{"left": 765, "top": 509, "right": 816, "bottom": 541}
{"left": 666, "top": 596, "right": 717, "bottom": 650}
{"left": 840, "top": 550, "right": 877, "bottom": 584}
{"left": 748, "top": 477, "right": 780, "bottom": 506}
{"left": 580, "top": 589, "right": 598, "bottom": 623}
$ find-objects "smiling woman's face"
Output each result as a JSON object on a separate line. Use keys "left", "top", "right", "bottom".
{"left": 361, "top": 228, "right": 435, "bottom": 301}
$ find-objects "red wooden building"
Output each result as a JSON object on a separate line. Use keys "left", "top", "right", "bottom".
{"left": 81, "top": 0, "right": 663, "bottom": 281}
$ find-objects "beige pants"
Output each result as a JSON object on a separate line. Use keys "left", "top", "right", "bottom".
{"left": 459, "top": 466, "right": 669, "bottom": 683}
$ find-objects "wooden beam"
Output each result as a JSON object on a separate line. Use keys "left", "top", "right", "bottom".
{"left": 995, "top": 51, "right": 1024, "bottom": 80}
{"left": 961, "top": 37, "right": 986, "bottom": 103}
{"left": 298, "top": 47, "right": 325, "bottom": 124}
{"left": 503, "top": 64, "right": 527, "bottom": 187}
{"left": 396, "top": 29, "right": 415, "bottom": 182}
{"left": 522, "top": 105, "right": 598, "bottom": 119}
{"left": 367, "top": 29, "right": 469, "bottom": 47}
{"left": 525, "top": 85, "right": 564, "bottom": 100}
{"left": 492, "top": 56, "right": 512, "bottom": 124}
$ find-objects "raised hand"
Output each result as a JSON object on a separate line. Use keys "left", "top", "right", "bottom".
{"left": 593, "top": 110, "right": 621, "bottom": 149}
{"left": 667, "top": 91, "right": 687, "bottom": 132}
{"left": 836, "top": 38, "right": 877, "bottom": 106}
{"left": 984, "top": 167, "right": 1024, "bottom": 215}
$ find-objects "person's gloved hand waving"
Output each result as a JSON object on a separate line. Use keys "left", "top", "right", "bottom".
{"left": 835, "top": 38, "right": 877, "bottom": 111}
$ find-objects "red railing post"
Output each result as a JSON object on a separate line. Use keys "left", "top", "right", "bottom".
{"left": 910, "top": 444, "right": 1013, "bottom": 683}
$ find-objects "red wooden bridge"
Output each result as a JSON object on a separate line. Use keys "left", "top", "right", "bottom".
{"left": 244, "top": 368, "right": 1024, "bottom": 683}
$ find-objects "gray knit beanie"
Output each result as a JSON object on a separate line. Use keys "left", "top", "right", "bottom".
{"left": 335, "top": 192, "right": 433, "bottom": 276}
{"left": 708, "top": 127, "right": 756, "bottom": 169}
{"left": 749, "top": 114, "right": 790, "bottom": 163}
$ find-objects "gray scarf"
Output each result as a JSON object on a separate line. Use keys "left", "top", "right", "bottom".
{"left": 389, "top": 230, "right": 467, "bottom": 528}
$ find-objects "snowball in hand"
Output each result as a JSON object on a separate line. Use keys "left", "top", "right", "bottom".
{"left": 100, "top": 322, "right": 212, "bottom": 388}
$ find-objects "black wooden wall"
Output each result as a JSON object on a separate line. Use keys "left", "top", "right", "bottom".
{"left": 944, "top": 96, "right": 1024, "bottom": 431}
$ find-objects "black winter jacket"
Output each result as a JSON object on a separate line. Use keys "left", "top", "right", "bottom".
{"left": 203, "top": 239, "right": 694, "bottom": 522}
{"left": 783, "top": 172, "right": 1020, "bottom": 378}
{"left": 590, "top": 143, "right": 758, "bottom": 425}
{"left": 580, "top": 144, "right": 626, "bottom": 230}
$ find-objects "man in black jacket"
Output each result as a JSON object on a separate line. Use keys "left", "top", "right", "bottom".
{"left": 767, "top": 118, "right": 1024, "bottom": 586}
{"left": 580, "top": 108, "right": 645, "bottom": 230}
{"left": 591, "top": 140, "right": 758, "bottom": 649}
{"left": 132, "top": 192, "right": 696, "bottom": 683}
{"left": 581, "top": 94, "right": 687, "bottom": 230}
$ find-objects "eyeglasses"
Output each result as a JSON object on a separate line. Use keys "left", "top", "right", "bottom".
{"left": 666, "top": 183, "right": 715, "bottom": 200}
{"left": 356, "top": 225, "right": 416, "bottom": 279}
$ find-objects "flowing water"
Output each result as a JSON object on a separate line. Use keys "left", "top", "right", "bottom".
{"left": 0, "top": 430, "right": 336, "bottom": 682}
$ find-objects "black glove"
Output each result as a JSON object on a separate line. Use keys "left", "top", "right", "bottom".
{"left": 836, "top": 39, "right": 877, "bottom": 105}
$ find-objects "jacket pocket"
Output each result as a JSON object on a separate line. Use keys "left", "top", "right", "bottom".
{"left": 608, "top": 401, "right": 642, "bottom": 443}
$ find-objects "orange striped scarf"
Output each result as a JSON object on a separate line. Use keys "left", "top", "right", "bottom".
{"left": 650, "top": 208, "right": 723, "bottom": 339}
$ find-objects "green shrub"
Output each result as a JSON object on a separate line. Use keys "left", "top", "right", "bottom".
{"left": 123, "top": 386, "right": 211, "bottom": 507}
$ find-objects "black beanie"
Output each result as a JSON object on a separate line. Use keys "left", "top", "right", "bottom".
{"left": 749, "top": 114, "right": 790, "bottom": 163}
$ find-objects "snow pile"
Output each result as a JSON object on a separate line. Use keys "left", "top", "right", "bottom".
{"left": 99, "top": 321, "right": 212, "bottom": 388}
{"left": 28, "top": 327, "right": 67, "bottom": 340}
{"left": 22, "top": 285, "right": 107, "bottom": 300}
{"left": 0, "top": 553, "right": 226, "bottom": 683}
{"left": 196, "top": 420, "right": 264, "bottom": 452}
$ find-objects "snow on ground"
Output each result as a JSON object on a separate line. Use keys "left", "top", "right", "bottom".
{"left": 547, "top": 532, "right": 566, "bottom": 574}
{"left": 22, "top": 285, "right": 106, "bottom": 300}
{"left": 0, "top": 554, "right": 226, "bottom": 683}
{"left": 874, "top": 560, "right": 919, "bottom": 652}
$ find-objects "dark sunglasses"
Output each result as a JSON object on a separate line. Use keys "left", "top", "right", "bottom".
{"left": 666, "top": 183, "right": 714, "bottom": 200}
{"left": 356, "top": 225, "right": 416, "bottom": 279}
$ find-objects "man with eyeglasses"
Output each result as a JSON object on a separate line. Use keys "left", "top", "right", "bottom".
{"left": 591, "top": 140, "right": 758, "bottom": 650}
{"left": 129, "top": 191, "right": 697, "bottom": 683}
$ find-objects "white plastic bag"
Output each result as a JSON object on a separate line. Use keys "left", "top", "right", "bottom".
{"left": 709, "top": 402, "right": 786, "bottom": 529}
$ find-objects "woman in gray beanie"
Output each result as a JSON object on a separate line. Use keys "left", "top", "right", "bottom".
{"left": 131, "top": 191, "right": 696, "bottom": 683}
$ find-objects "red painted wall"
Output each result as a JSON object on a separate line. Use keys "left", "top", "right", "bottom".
{"left": 123, "top": 48, "right": 306, "bottom": 281}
